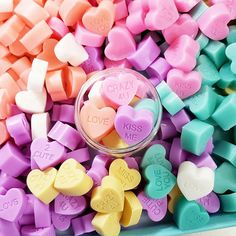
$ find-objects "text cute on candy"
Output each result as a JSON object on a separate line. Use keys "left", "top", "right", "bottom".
{"left": 0, "top": 0, "right": 236, "bottom": 236}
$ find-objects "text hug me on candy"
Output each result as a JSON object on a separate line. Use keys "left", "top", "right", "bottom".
{"left": 1, "top": 0, "right": 236, "bottom": 236}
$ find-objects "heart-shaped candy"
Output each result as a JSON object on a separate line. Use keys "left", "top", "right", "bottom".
{"left": 54, "top": 159, "right": 93, "bottom": 196}
{"left": 90, "top": 176, "right": 124, "bottom": 213}
{"left": 168, "top": 185, "right": 182, "bottom": 213}
{"left": 15, "top": 89, "right": 47, "bottom": 114}
{"left": 114, "top": 105, "right": 154, "bottom": 145}
{"left": 167, "top": 69, "right": 202, "bottom": 99}
{"left": 174, "top": 0, "right": 200, "bottom": 12}
{"left": 143, "top": 164, "right": 176, "bottom": 199}
{"left": 218, "top": 62, "right": 236, "bottom": 89}
{"left": 138, "top": 191, "right": 167, "bottom": 222}
{"left": 21, "top": 225, "right": 55, "bottom": 236}
{"left": 105, "top": 26, "right": 136, "bottom": 61}
{"left": 80, "top": 102, "right": 116, "bottom": 141}
{"left": 197, "top": 3, "right": 230, "bottom": 40}
{"left": 31, "top": 138, "right": 66, "bottom": 170}
{"left": 109, "top": 159, "right": 141, "bottom": 190}
{"left": 196, "top": 192, "right": 220, "bottom": 213}
{"left": 54, "top": 194, "right": 87, "bottom": 215}
{"left": 27, "top": 167, "right": 59, "bottom": 204}
{"left": 101, "top": 73, "right": 138, "bottom": 108}
{"left": 82, "top": 0, "right": 115, "bottom": 36}
{"left": 225, "top": 43, "right": 236, "bottom": 75}
{"left": 52, "top": 211, "right": 75, "bottom": 231}
{"left": 54, "top": 33, "right": 88, "bottom": 66}
{"left": 174, "top": 197, "right": 210, "bottom": 230}
{"left": 37, "top": 39, "right": 67, "bottom": 71}
{"left": 0, "top": 188, "right": 26, "bottom": 222}
{"left": 177, "top": 161, "right": 215, "bottom": 201}
{"left": 141, "top": 144, "right": 172, "bottom": 170}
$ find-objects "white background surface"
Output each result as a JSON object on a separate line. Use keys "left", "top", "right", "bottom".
{"left": 186, "top": 227, "right": 236, "bottom": 236}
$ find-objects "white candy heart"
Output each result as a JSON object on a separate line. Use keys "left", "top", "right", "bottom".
{"left": 88, "top": 81, "right": 106, "bottom": 108}
{"left": 54, "top": 33, "right": 88, "bottom": 66}
{"left": 177, "top": 161, "right": 215, "bottom": 201}
{"left": 31, "top": 113, "right": 50, "bottom": 140}
{"left": 0, "top": 0, "right": 13, "bottom": 13}
{"left": 15, "top": 89, "right": 47, "bottom": 114}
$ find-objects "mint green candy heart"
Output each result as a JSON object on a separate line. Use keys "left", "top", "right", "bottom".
{"left": 195, "top": 55, "right": 220, "bottom": 86}
{"left": 141, "top": 144, "right": 172, "bottom": 170}
{"left": 174, "top": 197, "right": 210, "bottom": 230}
{"left": 227, "top": 26, "right": 236, "bottom": 45}
{"left": 184, "top": 86, "right": 217, "bottom": 120}
{"left": 143, "top": 164, "right": 176, "bottom": 199}
{"left": 196, "top": 33, "right": 209, "bottom": 51}
{"left": 135, "top": 98, "right": 159, "bottom": 124}
{"left": 225, "top": 43, "right": 236, "bottom": 75}
{"left": 217, "top": 62, "right": 236, "bottom": 89}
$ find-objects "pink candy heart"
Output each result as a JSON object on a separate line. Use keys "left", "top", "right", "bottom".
{"left": 138, "top": 191, "right": 167, "bottom": 222}
{"left": 174, "top": 0, "right": 201, "bottom": 12}
{"left": 167, "top": 69, "right": 202, "bottom": 99}
{"left": 114, "top": 105, "right": 154, "bottom": 145}
{"left": 31, "top": 138, "right": 66, "bottom": 170}
{"left": 105, "top": 26, "right": 136, "bottom": 61}
{"left": 0, "top": 188, "right": 26, "bottom": 222}
{"left": 101, "top": 73, "right": 138, "bottom": 108}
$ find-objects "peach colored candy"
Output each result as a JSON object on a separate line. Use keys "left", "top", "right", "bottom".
{"left": 0, "top": 120, "right": 10, "bottom": 146}
{"left": 0, "top": 57, "right": 11, "bottom": 75}
{"left": 44, "top": 0, "right": 60, "bottom": 17}
{"left": 59, "top": 0, "right": 91, "bottom": 26}
{"left": 0, "top": 89, "right": 10, "bottom": 119}
{"left": 14, "top": 0, "right": 49, "bottom": 27}
{"left": 0, "top": 15, "right": 25, "bottom": 47}
{"left": 6, "top": 54, "right": 17, "bottom": 63}
{"left": 45, "top": 69, "right": 67, "bottom": 101}
{"left": 37, "top": 38, "right": 67, "bottom": 71}
{"left": 0, "top": 43, "right": 9, "bottom": 58}
{"left": 11, "top": 57, "right": 31, "bottom": 77}
{"left": 47, "top": 17, "right": 69, "bottom": 40}
{"left": 20, "top": 20, "right": 53, "bottom": 52}
{"left": 6, "top": 69, "right": 18, "bottom": 81}
{"left": 0, "top": 0, "right": 13, "bottom": 13}
{"left": 82, "top": 0, "right": 115, "bottom": 36}
{"left": 34, "top": 0, "right": 47, "bottom": 6}
{"left": 64, "top": 66, "right": 87, "bottom": 98}
{"left": 96, "top": 0, "right": 114, "bottom": 3}
{"left": 74, "top": 23, "right": 105, "bottom": 48}
{"left": 0, "top": 73, "right": 20, "bottom": 103}
{"left": 0, "top": 12, "right": 12, "bottom": 22}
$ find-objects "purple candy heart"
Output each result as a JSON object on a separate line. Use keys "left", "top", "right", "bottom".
{"left": 21, "top": 225, "right": 56, "bottom": 236}
{"left": 0, "top": 188, "right": 26, "bottom": 222}
{"left": 114, "top": 105, "right": 154, "bottom": 145}
{"left": 196, "top": 192, "right": 220, "bottom": 213}
{"left": 31, "top": 138, "right": 66, "bottom": 170}
{"left": 51, "top": 211, "right": 75, "bottom": 231}
{"left": 54, "top": 194, "right": 87, "bottom": 215}
{"left": 138, "top": 191, "right": 167, "bottom": 222}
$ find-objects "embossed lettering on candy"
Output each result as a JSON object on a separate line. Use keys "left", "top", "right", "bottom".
{"left": 114, "top": 105, "right": 154, "bottom": 145}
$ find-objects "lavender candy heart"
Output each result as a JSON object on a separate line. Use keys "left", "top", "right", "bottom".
{"left": 114, "top": 105, "right": 154, "bottom": 145}
{"left": 19, "top": 214, "right": 35, "bottom": 226}
{"left": 87, "top": 166, "right": 108, "bottom": 187}
{"left": 0, "top": 172, "right": 26, "bottom": 190}
{"left": 0, "top": 219, "right": 20, "bottom": 236}
{"left": 54, "top": 194, "right": 87, "bottom": 215}
{"left": 196, "top": 192, "right": 220, "bottom": 213}
{"left": 52, "top": 211, "right": 75, "bottom": 231}
{"left": 65, "top": 147, "right": 90, "bottom": 163}
{"left": 138, "top": 191, "right": 167, "bottom": 222}
{"left": 21, "top": 225, "right": 56, "bottom": 236}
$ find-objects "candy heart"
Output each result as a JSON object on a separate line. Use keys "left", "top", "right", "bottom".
{"left": 164, "top": 35, "right": 199, "bottom": 72}
{"left": 27, "top": 167, "right": 59, "bottom": 204}
{"left": 196, "top": 192, "right": 220, "bottom": 213}
{"left": 54, "top": 33, "right": 88, "bottom": 66}
{"left": 138, "top": 191, "right": 167, "bottom": 222}
{"left": 52, "top": 211, "right": 75, "bottom": 231}
{"left": 174, "top": 0, "right": 200, "bottom": 12}
{"left": 225, "top": 43, "right": 236, "bottom": 75}
{"left": 174, "top": 197, "right": 210, "bottom": 230}
{"left": 101, "top": 73, "right": 138, "bottom": 108}
{"left": 31, "top": 138, "right": 66, "bottom": 170}
{"left": 37, "top": 39, "right": 67, "bottom": 71}
{"left": 211, "top": 0, "right": 236, "bottom": 19}
{"left": 218, "top": 62, "right": 236, "bottom": 89}
{"left": 143, "top": 164, "right": 176, "bottom": 199}
{"left": 0, "top": 188, "right": 26, "bottom": 222}
{"left": 54, "top": 194, "right": 87, "bottom": 215}
{"left": 168, "top": 185, "right": 182, "bottom": 213}
{"left": 163, "top": 14, "right": 199, "bottom": 44}
{"left": 15, "top": 89, "right": 47, "bottom": 114}
{"left": 88, "top": 81, "right": 107, "bottom": 108}
{"left": 145, "top": 0, "right": 179, "bottom": 30}
{"left": 21, "top": 225, "right": 55, "bottom": 236}
{"left": 177, "top": 161, "right": 215, "bottom": 201}
{"left": 141, "top": 144, "right": 172, "bottom": 170}
{"left": 54, "top": 159, "right": 93, "bottom": 196}
{"left": 82, "top": 0, "right": 115, "bottom": 36}
{"left": 197, "top": 3, "right": 230, "bottom": 40}
{"left": 167, "top": 69, "right": 202, "bottom": 99}
{"left": 109, "top": 159, "right": 141, "bottom": 190}
{"left": 114, "top": 105, "right": 154, "bottom": 145}
{"left": 80, "top": 102, "right": 116, "bottom": 141}
{"left": 91, "top": 176, "right": 124, "bottom": 213}
{"left": 105, "top": 26, "right": 136, "bottom": 61}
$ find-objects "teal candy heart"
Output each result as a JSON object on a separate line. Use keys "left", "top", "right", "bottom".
{"left": 225, "top": 43, "right": 236, "bottom": 75}
{"left": 143, "top": 164, "right": 176, "bottom": 199}
{"left": 217, "top": 62, "right": 236, "bottom": 89}
{"left": 174, "top": 197, "right": 210, "bottom": 230}
{"left": 141, "top": 144, "right": 172, "bottom": 170}
{"left": 227, "top": 26, "right": 236, "bottom": 45}
{"left": 134, "top": 98, "right": 159, "bottom": 124}
{"left": 184, "top": 85, "right": 217, "bottom": 120}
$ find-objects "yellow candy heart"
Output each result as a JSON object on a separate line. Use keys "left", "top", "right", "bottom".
{"left": 27, "top": 167, "right": 59, "bottom": 204}
{"left": 225, "top": 87, "right": 236, "bottom": 95}
{"left": 168, "top": 185, "right": 182, "bottom": 214}
{"left": 91, "top": 176, "right": 124, "bottom": 213}
{"left": 54, "top": 158, "right": 93, "bottom": 196}
{"left": 120, "top": 191, "right": 142, "bottom": 227}
{"left": 109, "top": 159, "right": 141, "bottom": 190}
{"left": 92, "top": 212, "right": 122, "bottom": 236}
